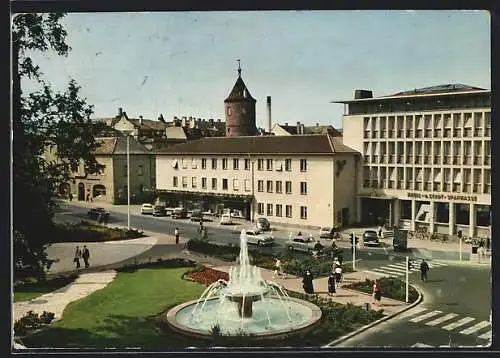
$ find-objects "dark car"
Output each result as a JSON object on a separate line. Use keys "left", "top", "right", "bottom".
{"left": 256, "top": 217, "right": 271, "bottom": 231}
{"left": 363, "top": 230, "right": 380, "bottom": 246}
{"left": 87, "top": 208, "right": 110, "bottom": 220}
{"left": 153, "top": 205, "right": 166, "bottom": 217}
{"left": 190, "top": 210, "right": 204, "bottom": 222}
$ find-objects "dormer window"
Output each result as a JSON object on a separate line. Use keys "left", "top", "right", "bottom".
{"left": 243, "top": 89, "right": 247, "bottom": 98}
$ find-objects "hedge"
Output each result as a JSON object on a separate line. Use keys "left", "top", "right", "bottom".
{"left": 49, "top": 221, "right": 145, "bottom": 243}
{"left": 344, "top": 277, "right": 419, "bottom": 303}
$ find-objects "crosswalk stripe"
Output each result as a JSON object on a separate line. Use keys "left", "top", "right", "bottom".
{"left": 372, "top": 268, "right": 404, "bottom": 276}
{"left": 410, "top": 310, "right": 442, "bottom": 322}
{"left": 399, "top": 306, "right": 427, "bottom": 319}
{"left": 442, "top": 317, "right": 475, "bottom": 331}
{"left": 385, "top": 265, "right": 408, "bottom": 273}
{"left": 459, "top": 321, "right": 490, "bottom": 335}
{"left": 428, "top": 262, "right": 447, "bottom": 267}
{"left": 478, "top": 330, "right": 492, "bottom": 340}
{"left": 362, "top": 270, "right": 386, "bottom": 277}
{"left": 425, "top": 313, "right": 458, "bottom": 326}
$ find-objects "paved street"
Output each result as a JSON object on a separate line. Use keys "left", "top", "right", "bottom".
{"left": 334, "top": 264, "right": 492, "bottom": 348}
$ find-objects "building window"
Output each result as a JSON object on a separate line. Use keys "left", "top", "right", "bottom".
{"left": 257, "top": 159, "right": 264, "bottom": 171}
{"left": 267, "top": 203, "right": 273, "bottom": 216}
{"left": 123, "top": 165, "right": 128, "bottom": 177}
{"left": 227, "top": 106, "right": 232, "bottom": 116}
{"left": 258, "top": 203, "right": 264, "bottom": 215}
{"left": 212, "top": 178, "right": 217, "bottom": 190}
{"left": 257, "top": 180, "right": 264, "bottom": 192}
{"left": 233, "top": 158, "right": 239, "bottom": 170}
{"left": 182, "top": 176, "right": 187, "bottom": 188}
{"left": 222, "top": 179, "right": 228, "bottom": 190}
{"left": 191, "top": 159, "right": 197, "bottom": 169}
{"left": 173, "top": 176, "right": 178, "bottom": 187}
{"left": 300, "top": 182, "right": 307, "bottom": 195}
{"left": 266, "top": 159, "right": 273, "bottom": 171}
{"left": 285, "top": 159, "right": 292, "bottom": 171}
{"left": 172, "top": 159, "right": 179, "bottom": 169}
{"left": 286, "top": 205, "right": 292, "bottom": 218}
{"left": 244, "top": 179, "right": 251, "bottom": 192}
{"left": 276, "top": 181, "right": 282, "bottom": 193}
{"left": 192, "top": 177, "right": 197, "bottom": 188}
{"left": 138, "top": 165, "right": 144, "bottom": 176}
{"left": 233, "top": 179, "right": 239, "bottom": 191}
{"left": 181, "top": 158, "right": 188, "bottom": 169}
{"left": 300, "top": 159, "right": 307, "bottom": 172}
{"left": 201, "top": 177, "right": 207, "bottom": 189}
{"left": 201, "top": 158, "right": 207, "bottom": 169}
{"left": 285, "top": 181, "right": 292, "bottom": 194}
{"left": 211, "top": 158, "right": 217, "bottom": 169}
{"left": 244, "top": 158, "right": 251, "bottom": 170}
{"left": 300, "top": 206, "right": 307, "bottom": 219}
{"left": 276, "top": 204, "right": 283, "bottom": 217}
{"left": 266, "top": 180, "right": 273, "bottom": 193}
{"left": 222, "top": 158, "right": 228, "bottom": 170}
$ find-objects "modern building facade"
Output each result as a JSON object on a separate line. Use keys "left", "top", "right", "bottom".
{"left": 334, "top": 84, "right": 491, "bottom": 239}
{"left": 155, "top": 135, "right": 360, "bottom": 229}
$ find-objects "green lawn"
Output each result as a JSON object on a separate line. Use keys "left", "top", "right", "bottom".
{"left": 14, "top": 276, "right": 78, "bottom": 302}
{"left": 22, "top": 267, "right": 206, "bottom": 349}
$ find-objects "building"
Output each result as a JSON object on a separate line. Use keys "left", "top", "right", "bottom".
{"left": 69, "top": 136, "right": 156, "bottom": 204}
{"left": 155, "top": 134, "right": 360, "bottom": 229}
{"left": 272, "top": 122, "right": 343, "bottom": 137}
{"left": 334, "top": 84, "right": 491, "bottom": 238}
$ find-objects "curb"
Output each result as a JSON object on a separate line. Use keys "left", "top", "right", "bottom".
{"left": 323, "top": 283, "right": 423, "bottom": 347}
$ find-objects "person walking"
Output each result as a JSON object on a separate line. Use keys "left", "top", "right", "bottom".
{"left": 68, "top": 193, "right": 73, "bottom": 202}
{"left": 372, "top": 279, "right": 382, "bottom": 306}
{"left": 378, "top": 226, "right": 383, "bottom": 238}
{"left": 302, "top": 270, "right": 314, "bottom": 294}
{"left": 328, "top": 273, "right": 336, "bottom": 296}
{"left": 334, "top": 264, "right": 342, "bottom": 287}
{"left": 175, "top": 227, "right": 180, "bottom": 244}
{"left": 73, "top": 246, "right": 82, "bottom": 269}
{"left": 420, "top": 259, "right": 429, "bottom": 282}
{"left": 82, "top": 245, "right": 90, "bottom": 269}
{"left": 478, "top": 240, "right": 485, "bottom": 263}
{"left": 273, "top": 257, "right": 283, "bottom": 278}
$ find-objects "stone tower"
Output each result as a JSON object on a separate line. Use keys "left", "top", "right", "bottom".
{"left": 224, "top": 61, "right": 257, "bottom": 137}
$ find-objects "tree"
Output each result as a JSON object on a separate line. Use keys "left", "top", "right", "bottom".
{"left": 12, "top": 13, "right": 105, "bottom": 280}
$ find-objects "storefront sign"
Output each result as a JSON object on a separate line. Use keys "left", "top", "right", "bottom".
{"left": 407, "top": 192, "right": 477, "bottom": 202}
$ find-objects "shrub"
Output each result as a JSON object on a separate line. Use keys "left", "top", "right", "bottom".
{"left": 14, "top": 310, "right": 56, "bottom": 337}
{"left": 116, "top": 258, "right": 197, "bottom": 273}
{"left": 49, "top": 221, "right": 145, "bottom": 243}
{"left": 345, "top": 277, "right": 419, "bottom": 303}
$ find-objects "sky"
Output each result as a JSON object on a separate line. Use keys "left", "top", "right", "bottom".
{"left": 22, "top": 10, "right": 490, "bottom": 130}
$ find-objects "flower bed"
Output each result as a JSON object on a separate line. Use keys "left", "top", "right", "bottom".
{"left": 188, "top": 267, "right": 229, "bottom": 286}
{"left": 344, "top": 277, "right": 419, "bottom": 303}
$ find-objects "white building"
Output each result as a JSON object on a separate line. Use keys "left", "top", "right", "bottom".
{"left": 155, "top": 134, "right": 360, "bottom": 229}
{"left": 334, "top": 84, "right": 491, "bottom": 238}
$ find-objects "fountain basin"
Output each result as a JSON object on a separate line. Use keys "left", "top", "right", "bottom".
{"left": 226, "top": 292, "right": 267, "bottom": 318}
{"left": 166, "top": 296, "right": 322, "bottom": 340}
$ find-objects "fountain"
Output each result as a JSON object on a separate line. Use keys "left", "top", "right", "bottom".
{"left": 166, "top": 229, "right": 322, "bottom": 340}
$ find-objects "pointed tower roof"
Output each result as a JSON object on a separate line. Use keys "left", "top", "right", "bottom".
{"left": 224, "top": 61, "right": 256, "bottom": 103}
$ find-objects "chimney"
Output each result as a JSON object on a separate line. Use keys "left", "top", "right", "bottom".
{"left": 316, "top": 122, "right": 319, "bottom": 127}
{"left": 158, "top": 114, "right": 165, "bottom": 122}
{"left": 354, "top": 90, "right": 373, "bottom": 99}
{"left": 182, "top": 117, "right": 187, "bottom": 127}
{"left": 301, "top": 124, "right": 305, "bottom": 134}
{"left": 297, "top": 121, "right": 301, "bottom": 134}
{"left": 139, "top": 115, "right": 143, "bottom": 125}
{"left": 209, "top": 118, "right": 214, "bottom": 126}
{"left": 266, "top": 96, "right": 272, "bottom": 134}
{"left": 118, "top": 107, "right": 123, "bottom": 117}
{"left": 122, "top": 111, "right": 128, "bottom": 119}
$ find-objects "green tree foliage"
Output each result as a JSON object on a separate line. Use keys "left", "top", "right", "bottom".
{"left": 12, "top": 13, "right": 105, "bottom": 280}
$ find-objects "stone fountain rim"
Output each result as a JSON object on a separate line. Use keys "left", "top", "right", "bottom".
{"left": 165, "top": 295, "right": 322, "bottom": 340}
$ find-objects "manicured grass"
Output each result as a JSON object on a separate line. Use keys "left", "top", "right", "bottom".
{"left": 14, "top": 275, "right": 78, "bottom": 302}
{"left": 22, "top": 267, "right": 206, "bottom": 349}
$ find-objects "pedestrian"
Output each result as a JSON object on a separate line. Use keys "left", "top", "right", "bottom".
{"left": 302, "top": 270, "right": 314, "bottom": 294}
{"left": 82, "top": 245, "right": 90, "bottom": 269}
{"left": 328, "top": 273, "right": 336, "bottom": 296}
{"left": 175, "top": 227, "right": 180, "bottom": 244}
{"left": 68, "top": 193, "right": 73, "bottom": 202}
{"left": 273, "top": 257, "right": 283, "bottom": 278}
{"left": 85, "top": 193, "right": 89, "bottom": 202}
{"left": 334, "top": 264, "right": 342, "bottom": 287}
{"left": 378, "top": 225, "right": 383, "bottom": 238}
{"left": 74, "top": 245, "right": 82, "bottom": 269}
{"left": 420, "top": 259, "right": 429, "bottom": 282}
{"left": 331, "top": 260, "right": 337, "bottom": 275}
{"left": 372, "top": 279, "right": 382, "bottom": 306}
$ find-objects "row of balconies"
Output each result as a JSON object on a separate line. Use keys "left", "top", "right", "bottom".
{"left": 363, "top": 127, "right": 491, "bottom": 139}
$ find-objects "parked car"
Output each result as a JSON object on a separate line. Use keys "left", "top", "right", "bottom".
{"left": 165, "top": 207, "right": 175, "bottom": 216}
{"left": 287, "top": 235, "right": 324, "bottom": 254}
{"left": 172, "top": 207, "right": 188, "bottom": 219}
{"left": 245, "top": 229, "right": 274, "bottom": 246}
{"left": 141, "top": 203, "right": 155, "bottom": 215}
{"left": 87, "top": 208, "right": 110, "bottom": 220}
{"left": 220, "top": 213, "right": 233, "bottom": 225}
{"left": 319, "top": 226, "right": 334, "bottom": 239}
{"left": 363, "top": 230, "right": 380, "bottom": 246}
{"left": 190, "top": 210, "right": 204, "bottom": 222}
{"left": 153, "top": 205, "right": 166, "bottom": 217}
{"left": 256, "top": 217, "right": 271, "bottom": 231}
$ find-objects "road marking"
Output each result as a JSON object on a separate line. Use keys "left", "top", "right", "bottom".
{"left": 362, "top": 270, "right": 386, "bottom": 277}
{"left": 409, "top": 310, "right": 443, "bottom": 323}
{"left": 442, "top": 317, "right": 475, "bottom": 331}
{"left": 411, "top": 343, "right": 433, "bottom": 348}
{"left": 385, "top": 264, "right": 409, "bottom": 273}
{"left": 478, "top": 330, "right": 492, "bottom": 340}
{"left": 398, "top": 306, "right": 427, "bottom": 319}
{"left": 459, "top": 321, "right": 491, "bottom": 335}
{"left": 427, "top": 262, "right": 447, "bottom": 267}
{"left": 372, "top": 267, "right": 405, "bottom": 275}
{"left": 425, "top": 313, "right": 458, "bottom": 326}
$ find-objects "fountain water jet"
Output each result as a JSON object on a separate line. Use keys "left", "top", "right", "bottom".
{"left": 166, "top": 229, "right": 322, "bottom": 339}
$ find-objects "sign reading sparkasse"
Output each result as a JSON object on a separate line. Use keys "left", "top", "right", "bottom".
{"left": 407, "top": 192, "right": 478, "bottom": 202}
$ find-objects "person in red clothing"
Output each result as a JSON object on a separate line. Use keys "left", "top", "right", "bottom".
{"left": 372, "top": 279, "right": 382, "bottom": 307}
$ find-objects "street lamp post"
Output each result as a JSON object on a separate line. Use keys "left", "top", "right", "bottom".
{"left": 127, "top": 134, "right": 131, "bottom": 230}
{"left": 405, "top": 256, "right": 409, "bottom": 303}
{"left": 352, "top": 234, "right": 356, "bottom": 271}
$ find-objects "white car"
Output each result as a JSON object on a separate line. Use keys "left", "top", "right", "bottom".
{"left": 141, "top": 203, "right": 154, "bottom": 215}
{"left": 319, "top": 226, "right": 334, "bottom": 239}
{"left": 245, "top": 230, "right": 274, "bottom": 246}
{"left": 287, "top": 235, "right": 324, "bottom": 253}
{"left": 220, "top": 213, "right": 233, "bottom": 225}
